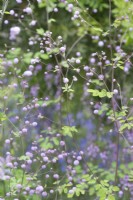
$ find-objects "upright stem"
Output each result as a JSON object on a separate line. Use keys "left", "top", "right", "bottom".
{"left": 0, "top": 0, "right": 9, "bottom": 29}
{"left": 112, "top": 97, "right": 120, "bottom": 185}
{"left": 111, "top": 61, "right": 120, "bottom": 185}
{"left": 109, "top": 0, "right": 120, "bottom": 184}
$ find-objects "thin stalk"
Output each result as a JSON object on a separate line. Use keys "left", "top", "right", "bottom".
{"left": 0, "top": 0, "right": 8, "bottom": 29}
{"left": 2, "top": 180, "right": 6, "bottom": 196}
{"left": 109, "top": 0, "right": 120, "bottom": 185}
{"left": 66, "top": 34, "right": 85, "bottom": 58}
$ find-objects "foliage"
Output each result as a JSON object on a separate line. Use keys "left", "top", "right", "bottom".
{"left": 0, "top": 0, "right": 133, "bottom": 199}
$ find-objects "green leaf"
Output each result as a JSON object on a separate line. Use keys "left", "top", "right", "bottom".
{"left": 112, "top": 186, "right": 119, "bottom": 192}
{"left": 40, "top": 54, "right": 49, "bottom": 60}
{"left": 4, "top": 11, "right": 10, "bottom": 14}
{"left": 118, "top": 65, "right": 124, "bottom": 70}
{"left": 67, "top": 193, "right": 74, "bottom": 198}
{"left": 0, "top": 112, "right": 7, "bottom": 122}
{"left": 95, "top": 184, "right": 101, "bottom": 190}
{"left": 48, "top": 18, "right": 56, "bottom": 24}
{"left": 23, "top": 52, "right": 33, "bottom": 64}
{"left": 62, "top": 84, "right": 74, "bottom": 93}
{"left": 108, "top": 195, "right": 115, "bottom": 200}
{"left": 75, "top": 189, "right": 80, "bottom": 196}
{"left": 39, "top": 137, "right": 53, "bottom": 149}
{"left": 127, "top": 116, "right": 133, "bottom": 121}
{"left": 36, "top": 28, "right": 45, "bottom": 35}
{"left": 62, "top": 126, "right": 78, "bottom": 137}
{"left": 52, "top": 137, "right": 59, "bottom": 145}
{"left": 100, "top": 180, "right": 109, "bottom": 187}
{"left": 97, "top": 187, "right": 107, "bottom": 198}
{"left": 14, "top": 93, "right": 25, "bottom": 104}
{"left": 61, "top": 61, "right": 69, "bottom": 68}
{"left": 49, "top": 47, "right": 59, "bottom": 54}
{"left": 7, "top": 48, "right": 21, "bottom": 59}
{"left": 89, "top": 187, "right": 95, "bottom": 195}
{"left": 88, "top": 89, "right": 99, "bottom": 96}
{"left": 88, "top": 89, "right": 112, "bottom": 98}
{"left": 92, "top": 27, "right": 103, "bottom": 33}
{"left": 82, "top": 174, "right": 91, "bottom": 181}
{"left": 19, "top": 155, "right": 30, "bottom": 161}
{"left": 107, "top": 92, "right": 113, "bottom": 98}
{"left": 81, "top": 190, "right": 85, "bottom": 195}
{"left": 113, "top": 19, "right": 121, "bottom": 28}
{"left": 63, "top": 188, "right": 68, "bottom": 193}
{"left": 38, "top": 0, "right": 46, "bottom": 8}
{"left": 102, "top": 30, "right": 110, "bottom": 36}
{"left": 12, "top": 131, "right": 20, "bottom": 138}
{"left": 38, "top": 97, "right": 60, "bottom": 107}
{"left": 98, "top": 103, "right": 108, "bottom": 115}
{"left": 99, "top": 89, "right": 107, "bottom": 98}
{"left": 119, "top": 123, "right": 130, "bottom": 132}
